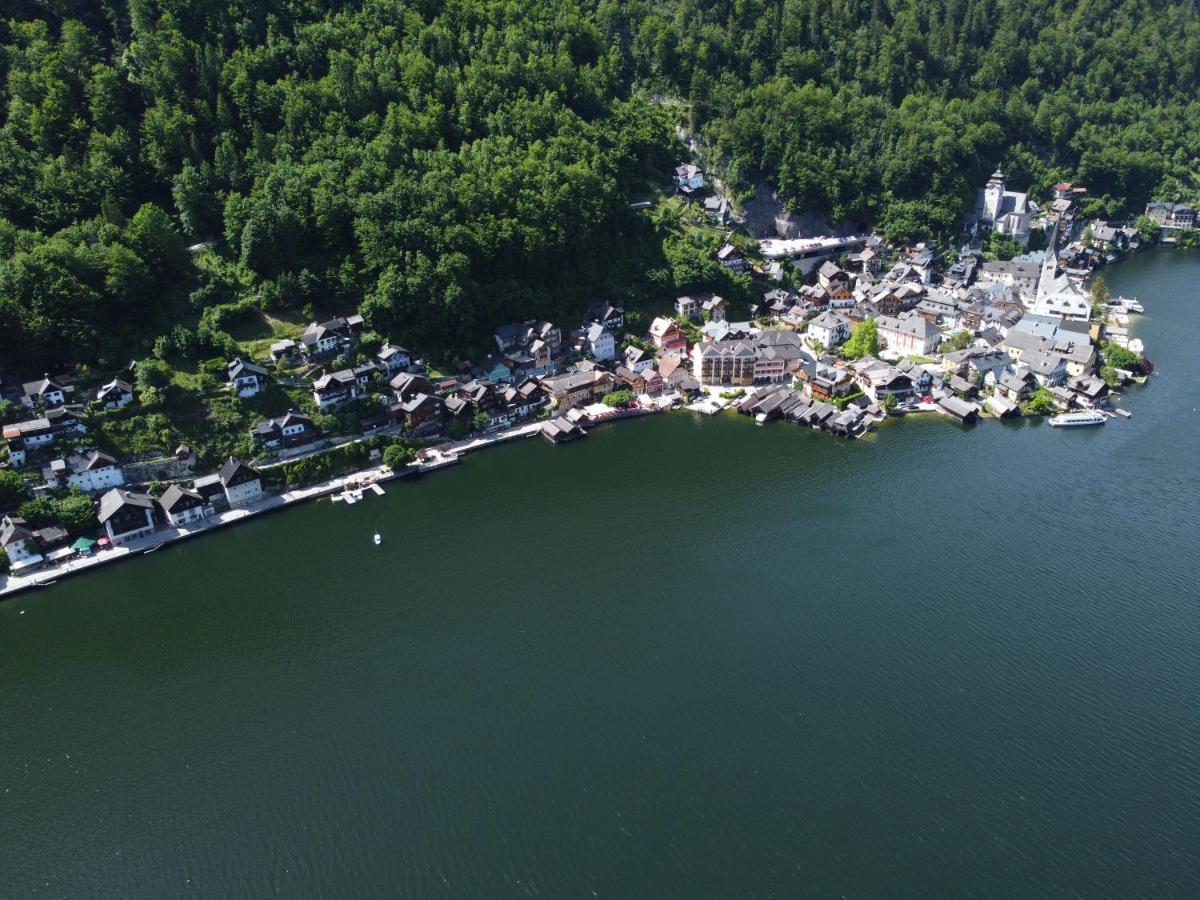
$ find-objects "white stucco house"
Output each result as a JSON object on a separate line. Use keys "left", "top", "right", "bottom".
{"left": 22, "top": 375, "right": 69, "bottom": 408}
{"left": 219, "top": 458, "right": 264, "bottom": 507}
{"left": 376, "top": 344, "right": 412, "bottom": 377}
{"left": 227, "top": 358, "right": 270, "bottom": 398}
{"left": 807, "top": 311, "right": 851, "bottom": 349}
{"left": 0, "top": 516, "right": 45, "bottom": 571}
{"left": 158, "top": 484, "right": 213, "bottom": 528}
{"left": 95, "top": 378, "right": 134, "bottom": 409}
{"left": 49, "top": 451, "right": 125, "bottom": 493}
{"left": 585, "top": 324, "right": 617, "bottom": 361}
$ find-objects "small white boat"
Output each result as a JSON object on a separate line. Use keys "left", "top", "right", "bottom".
{"left": 1113, "top": 408, "right": 1133, "bottom": 418}
{"left": 1049, "top": 411, "right": 1106, "bottom": 428}
{"left": 1114, "top": 296, "right": 1144, "bottom": 313}
{"left": 373, "top": 533, "right": 381, "bottom": 545}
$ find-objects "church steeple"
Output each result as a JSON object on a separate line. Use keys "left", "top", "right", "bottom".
{"left": 984, "top": 166, "right": 1006, "bottom": 221}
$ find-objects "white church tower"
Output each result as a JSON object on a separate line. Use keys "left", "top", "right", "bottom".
{"left": 983, "top": 167, "right": 1005, "bottom": 222}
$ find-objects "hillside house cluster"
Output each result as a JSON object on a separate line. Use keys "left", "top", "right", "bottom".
{"left": 1144, "top": 200, "right": 1195, "bottom": 229}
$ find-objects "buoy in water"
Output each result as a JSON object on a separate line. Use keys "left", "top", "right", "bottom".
{"left": 373, "top": 533, "right": 381, "bottom": 545}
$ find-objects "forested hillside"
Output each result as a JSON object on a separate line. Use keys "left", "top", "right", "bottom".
{"left": 634, "top": 0, "right": 1200, "bottom": 236}
{"left": 2, "top": 0, "right": 1198, "bottom": 370}
{"left": 0, "top": 0, "right": 681, "bottom": 371}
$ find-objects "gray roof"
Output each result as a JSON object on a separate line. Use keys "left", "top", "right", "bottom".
{"left": 23, "top": 375, "right": 66, "bottom": 397}
{"left": 1023, "top": 348, "right": 1066, "bottom": 375}
{"left": 219, "top": 458, "right": 260, "bottom": 487}
{"left": 98, "top": 378, "right": 133, "bottom": 396}
{"left": 97, "top": 489, "right": 154, "bottom": 524}
{"left": 0, "top": 516, "right": 35, "bottom": 547}
{"left": 877, "top": 312, "right": 937, "bottom": 340}
{"left": 158, "top": 484, "right": 204, "bottom": 512}
{"left": 980, "top": 259, "right": 1039, "bottom": 279}
{"left": 810, "top": 311, "right": 849, "bottom": 330}
{"left": 228, "top": 357, "right": 268, "bottom": 379}
{"left": 72, "top": 450, "right": 118, "bottom": 473}
{"left": 938, "top": 396, "right": 978, "bottom": 419}
{"left": 696, "top": 340, "right": 756, "bottom": 359}
{"left": 1004, "top": 327, "right": 1093, "bottom": 364}
{"left": 999, "top": 372, "right": 1032, "bottom": 392}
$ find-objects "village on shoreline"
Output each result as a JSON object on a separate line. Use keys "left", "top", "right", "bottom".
{"left": 0, "top": 167, "right": 1172, "bottom": 598}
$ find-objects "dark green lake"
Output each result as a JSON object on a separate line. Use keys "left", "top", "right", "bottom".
{"left": 3, "top": 250, "right": 1199, "bottom": 898}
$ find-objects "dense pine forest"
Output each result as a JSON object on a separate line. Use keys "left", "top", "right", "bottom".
{"left": 2, "top": 0, "right": 1199, "bottom": 369}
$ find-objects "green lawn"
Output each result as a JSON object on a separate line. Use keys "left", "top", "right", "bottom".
{"left": 231, "top": 310, "right": 309, "bottom": 360}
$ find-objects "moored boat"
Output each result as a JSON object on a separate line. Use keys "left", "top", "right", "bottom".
{"left": 1049, "top": 410, "right": 1106, "bottom": 428}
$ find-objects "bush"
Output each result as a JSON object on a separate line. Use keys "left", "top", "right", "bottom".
{"left": 270, "top": 441, "right": 378, "bottom": 487}
{"left": 1021, "top": 388, "right": 1057, "bottom": 416}
{"left": 841, "top": 318, "right": 879, "bottom": 360}
{"left": 0, "top": 469, "right": 29, "bottom": 506}
{"left": 57, "top": 490, "right": 98, "bottom": 536}
{"left": 18, "top": 496, "right": 58, "bottom": 528}
{"left": 135, "top": 358, "right": 172, "bottom": 393}
{"left": 383, "top": 444, "right": 414, "bottom": 470}
{"left": 0, "top": 547, "right": 9, "bottom": 574}
{"left": 1135, "top": 215, "right": 1159, "bottom": 240}
{"left": 1103, "top": 341, "right": 1142, "bottom": 372}
{"left": 834, "top": 390, "right": 866, "bottom": 411}
{"left": 983, "top": 232, "right": 1022, "bottom": 261}
{"left": 603, "top": 389, "right": 634, "bottom": 408}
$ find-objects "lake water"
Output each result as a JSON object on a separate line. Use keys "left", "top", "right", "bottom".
{"left": 2, "top": 250, "right": 1199, "bottom": 897}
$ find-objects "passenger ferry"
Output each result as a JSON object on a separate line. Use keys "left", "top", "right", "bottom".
{"left": 1049, "top": 410, "right": 1107, "bottom": 428}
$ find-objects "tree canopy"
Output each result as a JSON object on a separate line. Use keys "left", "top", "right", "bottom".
{"left": 841, "top": 318, "right": 879, "bottom": 360}
{"left": 0, "top": 0, "right": 683, "bottom": 370}
{"left": 0, "top": 469, "right": 29, "bottom": 506}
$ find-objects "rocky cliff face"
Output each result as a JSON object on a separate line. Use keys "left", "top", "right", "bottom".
{"left": 740, "top": 182, "right": 860, "bottom": 239}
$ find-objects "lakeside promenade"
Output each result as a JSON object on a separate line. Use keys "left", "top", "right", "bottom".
{"left": 0, "top": 410, "right": 657, "bottom": 601}
{"left": 0, "top": 464, "right": 397, "bottom": 599}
